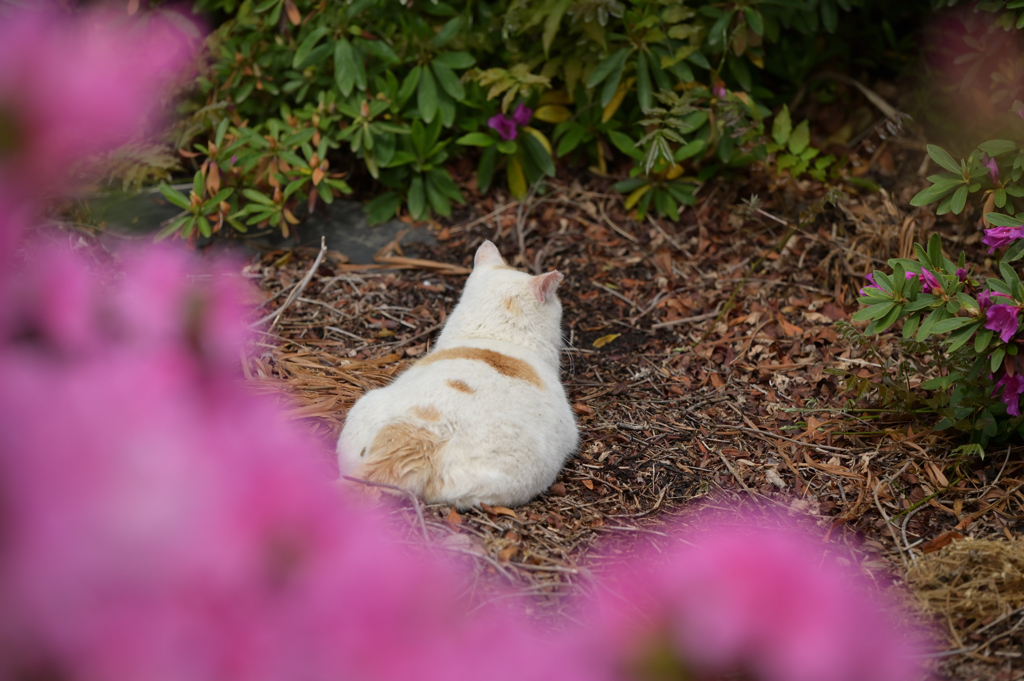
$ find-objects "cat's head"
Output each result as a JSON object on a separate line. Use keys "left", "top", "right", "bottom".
{"left": 441, "top": 240, "right": 565, "bottom": 355}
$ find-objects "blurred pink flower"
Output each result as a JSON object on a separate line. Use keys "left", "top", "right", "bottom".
{"left": 0, "top": 5, "right": 196, "bottom": 198}
{"left": 487, "top": 103, "right": 532, "bottom": 141}
{"left": 994, "top": 372, "right": 1024, "bottom": 416}
{"left": 487, "top": 113, "right": 518, "bottom": 140}
{"left": 581, "top": 517, "right": 923, "bottom": 681}
{"left": 511, "top": 103, "right": 533, "bottom": 127}
{"left": 0, "top": 243, "right": 581, "bottom": 681}
{"left": 982, "top": 225, "right": 1024, "bottom": 254}
{"left": 986, "top": 303, "right": 1020, "bottom": 343}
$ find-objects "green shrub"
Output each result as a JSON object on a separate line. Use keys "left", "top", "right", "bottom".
{"left": 147, "top": 0, "right": 875, "bottom": 239}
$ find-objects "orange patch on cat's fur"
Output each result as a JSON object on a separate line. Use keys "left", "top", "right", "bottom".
{"left": 418, "top": 347, "right": 543, "bottom": 388}
{"left": 361, "top": 422, "right": 444, "bottom": 496}
{"left": 503, "top": 296, "right": 522, "bottom": 316}
{"left": 410, "top": 405, "right": 441, "bottom": 421}
{"left": 446, "top": 379, "right": 474, "bottom": 393}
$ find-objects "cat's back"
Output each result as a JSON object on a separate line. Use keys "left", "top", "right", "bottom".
{"left": 336, "top": 240, "right": 578, "bottom": 507}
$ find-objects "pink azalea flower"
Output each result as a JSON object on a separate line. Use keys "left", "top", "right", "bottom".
{"left": 580, "top": 517, "right": 924, "bottom": 681}
{"left": 994, "top": 373, "right": 1024, "bottom": 416}
{"left": 0, "top": 5, "right": 197, "bottom": 198}
{"left": 0, "top": 244, "right": 580, "bottom": 681}
{"left": 511, "top": 103, "right": 533, "bottom": 127}
{"left": 982, "top": 225, "right": 1024, "bottom": 254}
{"left": 986, "top": 303, "right": 1021, "bottom": 343}
{"left": 487, "top": 113, "right": 517, "bottom": 140}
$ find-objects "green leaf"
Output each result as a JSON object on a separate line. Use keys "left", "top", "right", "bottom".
{"left": 902, "top": 314, "right": 920, "bottom": 339}
{"left": 556, "top": 124, "right": 587, "bottom": 156}
{"left": 586, "top": 48, "right": 630, "bottom": 89}
{"left": 788, "top": 120, "right": 810, "bottom": 155}
{"left": 242, "top": 188, "right": 274, "bottom": 205}
{"left": 975, "top": 328, "right": 994, "bottom": 353}
{"left": 431, "top": 60, "right": 464, "bottom": 101}
{"left": 743, "top": 7, "right": 764, "bottom": 35}
{"left": 407, "top": 175, "right": 426, "bottom": 220}
{"left": 924, "top": 234, "right": 942, "bottom": 269}
{"left": 821, "top": 0, "right": 838, "bottom": 32}
{"left": 197, "top": 215, "right": 212, "bottom": 238}
{"left": 433, "top": 17, "right": 462, "bottom": 48}
{"left": 931, "top": 316, "right": 974, "bottom": 334}
{"left": 992, "top": 346, "right": 1006, "bottom": 373}
{"left": 293, "top": 27, "right": 329, "bottom": 69}
{"left": 599, "top": 57, "right": 626, "bottom": 107}
{"left": 434, "top": 52, "right": 475, "bottom": 69}
{"left": 477, "top": 146, "right": 497, "bottom": 193}
{"left": 398, "top": 65, "right": 421, "bottom": 107}
{"left": 910, "top": 179, "right": 964, "bottom": 207}
{"left": 365, "top": 191, "right": 402, "bottom": 225}
{"left": 916, "top": 307, "right": 949, "bottom": 341}
{"left": 872, "top": 304, "right": 902, "bottom": 333}
{"left": 201, "top": 188, "right": 234, "bottom": 211}
{"left": 1004, "top": 239, "right": 1024, "bottom": 262}
{"left": 772, "top": 105, "right": 792, "bottom": 147}
{"left": 926, "top": 144, "right": 962, "bottom": 174}
{"left": 607, "top": 130, "right": 643, "bottom": 160}
{"left": 424, "top": 174, "right": 451, "bottom": 216}
{"left": 214, "top": 118, "right": 229, "bottom": 148}
{"left": 950, "top": 184, "right": 969, "bottom": 214}
{"left": 159, "top": 184, "right": 190, "bottom": 210}
{"left": 978, "top": 139, "right": 1016, "bottom": 156}
{"left": 155, "top": 215, "right": 190, "bottom": 241}
{"left": 726, "top": 53, "right": 752, "bottom": 92}
{"left": 360, "top": 38, "right": 400, "bottom": 65}
{"left": 986, "top": 212, "right": 1024, "bottom": 227}
{"left": 852, "top": 301, "right": 895, "bottom": 322}
{"left": 520, "top": 130, "right": 555, "bottom": 177}
{"left": 418, "top": 68, "right": 439, "bottom": 123}
{"left": 334, "top": 39, "right": 356, "bottom": 96}
{"left": 947, "top": 323, "right": 979, "bottom": 352}
{"left": 674, "top": 138, "right": 705, "bottom": 162}
{"left": 543, "top": 0, "right": 572, "bottom": 56}
{"left": 636, "top": 51, "right": 653, "bottom": 112}
{"left": 457, "top": 132, "right": 495, "bottom": 147}
{"left": 192, "top": 171, "right": 204, "bottom": 198}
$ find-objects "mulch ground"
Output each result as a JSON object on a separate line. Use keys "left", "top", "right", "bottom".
{"left": 240, "top": 123, "right": 1024, "bottom": 680}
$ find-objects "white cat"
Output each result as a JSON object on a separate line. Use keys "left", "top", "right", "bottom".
{"left": 336, "top": 240, "right": 579, "bottom": 508}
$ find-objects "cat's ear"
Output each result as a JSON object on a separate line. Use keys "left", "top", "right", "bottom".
{"left": 530, "top": 271, "right": 563, "bottom": 303}
{"left": 474, "top": 240, "right": 506, "bottom": 269}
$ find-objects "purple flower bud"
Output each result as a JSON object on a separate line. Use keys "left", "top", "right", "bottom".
{"left": 229, "top": 154, "right": 237, "bottom": 166}
{"left": 905, "top": 269, "right": 941, "bottom": 293}
{"left": 713, "top": 85, "right": 727, "bottom": 99}
{"left": 920, "top": 268, "right": 941, "bottom": 294}
{"left": 982, "top": 153, "right": 999, "bottom": 183}
{"left": 511, "top": 102, "right": 532, "bottom": 127}
{"left": 994, "top": 373, "right": 1024, "bottom": 416}
{"left": 956, "top": 267, "right": 968, "bottom": 281}
{"left": 986, "top": 303, "right": 1021, "bottom": 343}
{"left": 487, "top": 114, "right": 517, "bottom": 141}
{"left": 982, "top": 225, "right": 1024, "bottom": 254}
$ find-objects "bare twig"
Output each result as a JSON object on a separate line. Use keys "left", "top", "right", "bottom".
{"left": 251, "top": 236, "right": 328, "bottom": 330}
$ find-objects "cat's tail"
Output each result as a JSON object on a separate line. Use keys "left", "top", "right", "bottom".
{"left": 355, "top": 421, "right": 445, "bottom": 499}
